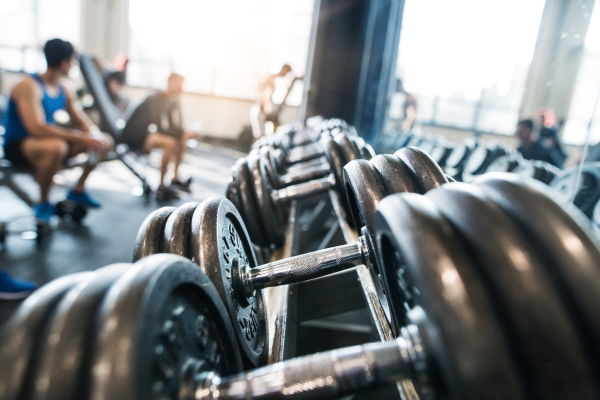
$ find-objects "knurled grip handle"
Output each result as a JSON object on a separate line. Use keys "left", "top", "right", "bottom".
{"left": 198, "top": 337, "right": 414, "bottom": 400}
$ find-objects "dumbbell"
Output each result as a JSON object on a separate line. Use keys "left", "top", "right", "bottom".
{"left": 460, "top": 141, "right": 512, "bottom": 182}
{"left": 5, "top": 173, "right": 600, "bottom": 399}
{"left": 226, "top": 133, "right": 365, "bottom": 247}
{"left": 444, "top": 137, "right": 480, "bottom": 180}
{"left": 513, "top": 159, "right": 562, "bottom": 184}
{"left": 550, "top": 163, "right": 600, "bottom": 218}
{"left": 133, "top": 151, "right": 448, "bottom": 367}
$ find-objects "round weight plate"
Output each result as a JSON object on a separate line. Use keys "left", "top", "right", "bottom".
{"left": 343, "top": 160, "right": 387, "bottom": 271}
{"left": 29, "top": 264, "right": 130, "bottom": 400}
{"left": 429, "top": 184, "right": 598, "bottom": 399}
{"left": 162, "top": 202, "right": 200, "bottom": 258}
{"left": 248, "top": 153, "right": 285, "bottom": 247}
{"left": 0, "top": 272, "right": 91, "bottom": 400}
{"left": 445, "top": 174, "right": 457, "bottom": 183}
{"left": 551, "top": 167, "right": 600, "bottom": 217}
{"left": 375, "top": 194, "right": 525, "bottom": 400}
{"left": 133, "top": 207, "right": 176, "bottom": 262}
{"left": 334, "top": 132, "right": 360, "bottom": 162}
{"left": 190, "top": 198, "right": 268, "bottom": 368}
{"left": 71, "top": 205, "right": 87, "bottom": 222}
{"left": 259, "top": 147, "right": 283, "bottom": 189}
{"left": 463, "top": 145, "right": 491, "bottom": 176}
{"left": 236, "top": 159, "right": 269, "bottom": 247}
{"left": 430, "top": 144, "right": 454, "bottom": 167}
{"left": 485, "top": 155, "right": 520, "bottom": 173}
{"left": 225, "top": 175, "right": 242, "bottom": 212}
{"left": 445, "top": 138, "right": 477, "bottom": 169}
{"left": 321, "top": 136, "right": 352, "bottom": 218}
{"left": 91, "top": 254, "right": 243, "bottom": 400}
{"left": 476, "top": 173, "right": 600, "bottom": 380}
{"left": 395, "top": 147, "right": 448, "bottom": 193}
{"left": 370, "top": 154, "right": 419, "bottom": 195}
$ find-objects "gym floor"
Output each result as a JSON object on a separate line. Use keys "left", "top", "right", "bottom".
{"left": 0, "top": 144, "right": 240, "bottom": 323}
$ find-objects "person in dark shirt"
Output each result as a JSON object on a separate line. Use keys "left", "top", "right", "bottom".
{"left": 121, "top": 73, "right": 197, "bottom": 199}
{"left": 516, "top": 119, "right": 557, "bottom": 166}
{"left": 537, "top": 108, "right": 567, "bottom": 167}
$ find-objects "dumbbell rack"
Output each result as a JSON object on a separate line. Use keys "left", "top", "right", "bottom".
{"left": 263, "top": 191, "right": 419, "bottom": 400}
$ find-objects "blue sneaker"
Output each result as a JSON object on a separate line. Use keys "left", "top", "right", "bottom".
{"left": 35, "top": 201, "right": 55, "bottom": 223}
{"left": 0, "top": 270, "right": 36, "bottom": 300}
{"left": 67, "top": 190, "right": 102, "bottom": 208}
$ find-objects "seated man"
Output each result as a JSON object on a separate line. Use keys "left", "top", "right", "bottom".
{"left": 2, "top": 38, "right": 113, "bottom": 222}
{"left": 121, "top": 73, "right": 197, "bottom": 200}
{"left": 516, "top": 119, "right": 556, "bottom": 166}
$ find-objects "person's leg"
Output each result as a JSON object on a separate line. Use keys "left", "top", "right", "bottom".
{"left": 21, "top": 137, "right": 69, "bottom": 203}
{"left": 143, "top": 133, "right": 178, "bottom": 187}
{"left": 172, "top": 136, "right": 186, "bottom": 182}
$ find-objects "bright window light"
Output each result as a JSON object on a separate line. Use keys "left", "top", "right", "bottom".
{"left": 128, "top": 0, "right": 314, "bottom": 104}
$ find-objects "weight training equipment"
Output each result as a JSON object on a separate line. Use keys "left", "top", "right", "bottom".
{"left": 485, "top": 153, "right": 523, "bottom": 173}
{"left": 134, "top": 150, "right": 448, "bottom": 366}
{"left": 512, "top": 159, "right": 562, "bottom": 185}
{"left": 550, "top": 163, "right": 600, "bottom": 218}
{"left": 444, "top": 137, "right": 480, "bottom": 180}
{"left": 461, "top": 141, "right": 512, "bottom": 182}
{"left": 55, "top": 199, "right": 87, "bottom": 223}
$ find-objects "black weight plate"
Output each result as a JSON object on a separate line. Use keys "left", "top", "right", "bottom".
{"left": 248, "top": 153, "right": 285, "bottom": 247}
{"left": 133, "top": 206, "right": 176, "bottom": 262}
{"left": 513, "top": 162, "right": 543, "bottom": 181}
{"left": 395, "top": 147, "right": 448, "bottom": 193}
{"left": 375, "top": 194, "right": 525, "bottom": 400}
{"left": 445, "top": 138, "right": 477, "bottom": 169}
{"left": 225, "top": 175, "right": 242, "bottom": 212}
{"left": 259, "top": 147, "right": 283, "bottom": 189}
{"left": 463, "top": 145, "right": 493, "bottom": 176}
{"left": 429, "top": 183, "right": 598, "bottom": 399}
{"left": 321, "top": 136, "right": 352, "bottom": 219}
{"left": 0, "top": 272, "right": 91, "bottom": 400}
{"left": 90, "top": 254, "right": 243, "bottom": 400}
{"left": 445, "top": 174, "right": 457, "bottom": 183}
{"left": 162, "top": 202, "right": 200, "bottom": 257}
{"left": 236, "top": 159, "right": 269, "bottom": 247}
{"left": 485, "top": 155, "right": 520, "bottom": 173}
{"left": 430, "top": 144, "right": 454, "bottom": 167}
{"left": 370, "top": 154, "right": 418, "bottom": 195}
{"left": 343, "top": 160, "right": 387, "bottom": 271}
{"left": 28, "top": 264, "right": 130, "bottom": 400}
{"left": 190, "top": 198, "right": 268, "bottom": 368}
{"left": 476, "top": 173, "right": 600, "bottom": 380}
{"left": 361, "top": 143, "right": 376, "bottom": 160}
{"left": 551, "top": 167, "right": 600, "bottom": 217}
{"left": 334, "top": 132, "right": 360, "bottom": 163}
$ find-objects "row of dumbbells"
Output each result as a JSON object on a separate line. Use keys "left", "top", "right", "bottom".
{"left": 3, "top": 168, "right": 600, "bottom": 399}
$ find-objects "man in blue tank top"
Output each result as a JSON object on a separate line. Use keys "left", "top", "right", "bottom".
{"left": 2, "top": 39, "right": 113, "bottom": 222}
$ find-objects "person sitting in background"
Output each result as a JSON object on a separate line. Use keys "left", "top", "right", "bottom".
{"left": 537, "top": 107, "right": 567, "bottom": 167}
{"left": 249, "top": 64, "right": 292, "bottom": 139}
{"left": 121, "top": 73, "right": 198, "bottom": 200}
{"left": 516, "top": 119, "right": 557, "bottom": 166}
{"left": 2, "top": 38, "right": 113, "bottom": 222}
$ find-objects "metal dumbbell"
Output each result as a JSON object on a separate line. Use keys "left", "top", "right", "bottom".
{"left": 550, "top": 163, "right": 600, "bottom": 218}
{"left": 133, "top": 150, "right": 448, "bottom": 368}
{"left": 444, "top": 137, "right": 480, "bottom": 180}
{"left": 460, "top": 141, "right": 513, "bottom": 182}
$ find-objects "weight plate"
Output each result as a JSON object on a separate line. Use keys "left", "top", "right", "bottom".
{"left": 162, "top": 202, "right": 200, "bottom": 258}
{"left": 445, "top": 138, "right": 477, "bottom": 169}
{"left": 28, "top": 264, "right": 130, "bottom": 400}
{"left": 0, "top": 272, "right": 91, "bottom": 400}
{"left": 90, "top": 254, "right": 242, "bottom": 400}
{"left": 190, "top": 197, "right": 268, "bottom": 368}
{"left": 375, "top": 193, "right": 525, "bottom": 400}
{"left": 445, "top": 174, "right": 457, "bottom": 183}
{"left": 225, "top": 175, "right": 242, "bottom": 213}
{"left": 485, "top": 155, "right": 520, "bottom": 173}
{"left": 429, "top": 183, "right": 598, "bottom": 399}
{"left": 430, "top": 144, "right": 454, "bottom": 167}
{"left": 370, "top": 154, "right": 418, "bottom": 195}
{"left": 259, "top": 147, "right": 283, "bottom": 189}
{"left": 334, "top": 132, "right": 360, "bottom": 163}
{"left": 248, "top": 153, "right": 285, "bottom": 247}
{"left": 133, "top": 206, "right": 176, "bottom": 262}
{"left": 343, "top": 160, "right": 387, "bottom": 271}
{"left": 551, "top": 167, "right": 600, "bottom": 217}
{"left": 395, "top": 147, "right": 448, "bottom": 193}
{"left": 361, "top": 143, "right": 376, "bottom": 160}
{"left": 236, "top": 159, "right": 269, "bottom": 247}
{"left": 321, "top": 136, "right": 352, "bottom": 218}
{"left": 463, "top": 145, "right": 492, "bottom": 176}
{"left": 476, "top": 173, "right": 600, "bottom": 380}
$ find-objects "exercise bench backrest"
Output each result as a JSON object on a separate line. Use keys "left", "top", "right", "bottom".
{"left": 79, "top": 54, "right": 123, "bottom": 139}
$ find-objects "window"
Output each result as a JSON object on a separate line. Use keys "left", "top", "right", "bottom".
{"left": 563, "top": 3, "right": 600, "bottom": 145}
{"left": 0, "top": 0, "right": 80, "bottom": 73}
{"left": 128, "top": 0, "right": 314, "bottom": 104}
{"left": 390, "top": 0, "right": 545, "bottom": 135}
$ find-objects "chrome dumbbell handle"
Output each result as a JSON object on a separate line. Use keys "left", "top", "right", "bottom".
{"left": 194, "top": 326, "right": 424, "bottom": 400}
{"left": 279, "top": 161, "right": 331, "bottom": 186}
{"left": 285, "top": 156, "right": 328, "bottom": 174}
{"left": 239, "top": 236, "right": 370, "bottom": 297}
{"left": 287, "top": 143, "right": 323, "bottom": 164}
{"left": 271, "top": 174, "right": 336, "bottom": 203}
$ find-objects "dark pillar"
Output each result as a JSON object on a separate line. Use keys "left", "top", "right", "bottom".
{"left": 301, "top": 0, "right": 404, "bottom": 141}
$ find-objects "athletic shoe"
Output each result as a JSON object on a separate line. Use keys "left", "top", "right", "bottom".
{"left": 67, "top": 190, "right": 102, "bottom": 208}
{"left": 156, "top": 185, "right": 179, "bottom": 201}
{"left": 170, "top": 177, "right": 192, "bottom": 193}
{"left": 34, "top": 201, "right": 55, "bottom": 223}
{"left": 0, "top": 270, "right": 36, "bottom": 300}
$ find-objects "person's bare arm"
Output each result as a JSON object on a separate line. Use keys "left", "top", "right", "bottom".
{"left": 12, "top": 78, "right": 103, "bottom": 151}
{"left": 63, "top": 87, "right": 94, "bottom": 133}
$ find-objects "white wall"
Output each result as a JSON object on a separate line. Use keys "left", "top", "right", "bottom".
{"left": 1, "top": 71, "right": 298, "bottom": 140}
